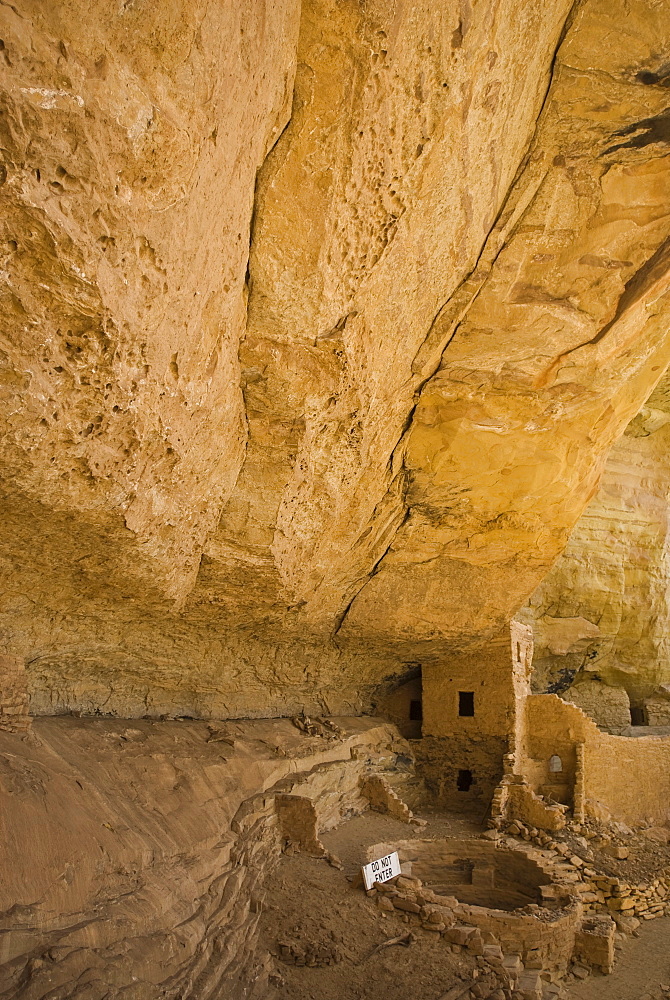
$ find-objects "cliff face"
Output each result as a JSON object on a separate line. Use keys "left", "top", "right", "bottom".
{"left": 525, "top": 376, "right": 670, "bottom": 705}
{"left": 2, "top": 0, "right": 670, "bottom": 716}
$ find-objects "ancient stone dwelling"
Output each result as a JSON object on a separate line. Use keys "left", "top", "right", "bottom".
{"left": 3, "top": 1, "right": 670, "bottom": 998}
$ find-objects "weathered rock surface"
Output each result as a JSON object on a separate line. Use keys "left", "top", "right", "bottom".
{"left": 0, "top": 0, "right": 299, "bottom": 604}
{"left": 0, "top": 716, "right": 406, "bottom": 999}
{"left": 525, "top": 376, "right": 670, "bottom": 705}
{"left": 1, "top": 0, "right": 670, "bottom": 714}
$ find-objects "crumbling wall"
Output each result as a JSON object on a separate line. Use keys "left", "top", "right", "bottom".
{"left": 366, "top": 836, "right": 587, "bottom": 977}
{"left": 0, "top": 653, "right": 30, "bottom": 733}
{"left": 497, "top": 780, "right": 568, "bottom": 832}
{"left": 459, "top": 898, "right": 582, "bottom": 977}
{"left": 524, "top": 695, "right": 670, "bottom": 826}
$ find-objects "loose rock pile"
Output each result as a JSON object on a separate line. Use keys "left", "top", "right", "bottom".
{"left": 497, "top": 819, "right": 670, "bottom": 926}
{"left": 276, "top": 938, "right": 344, "bottom": 967}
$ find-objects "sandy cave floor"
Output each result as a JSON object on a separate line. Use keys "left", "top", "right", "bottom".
{"left": 257, "top": 809, "right": 670, "bottom": 1000}
{"left": 565, "top": 915, "right": 670, "bottom": 1000}
{"left": 258, "top": 810, "right": 485, "bottom": 1000}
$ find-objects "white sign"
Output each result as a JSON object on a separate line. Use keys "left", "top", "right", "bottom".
{"left": 362, "top": 850, "right": 401, "bottom": 890}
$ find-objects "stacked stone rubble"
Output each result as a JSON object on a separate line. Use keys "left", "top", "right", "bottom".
{"left": 0, "top": 653, "right": 31, "bottom": 733}
{"left": 497, "top": 819, "right": 670, "bottom": 926}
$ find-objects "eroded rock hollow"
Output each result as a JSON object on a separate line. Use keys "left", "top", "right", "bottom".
{"left": 0, "top": 0, "right": 669, "bottom": 716}
{"left": 3, "top": 0, "right": 670, "bottom": 998}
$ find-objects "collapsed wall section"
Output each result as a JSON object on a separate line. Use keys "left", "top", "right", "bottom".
{"left": 523, "top": 694, "right": 670, "bottom": 827}
{"left": 0, "top": 653, "right": 30, "bottom": 734}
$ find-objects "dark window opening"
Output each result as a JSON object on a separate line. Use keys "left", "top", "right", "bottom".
{"left": 457, "top": 769, "right": 473, "bottom": 792}
{"left": 630, "top": 705, "right": 647, "bottom": 726}
{"left": 409, "top": 699, "right": 423, "bottom": 721}
{"left": 459, "top": 691, "right": 475, "bottom": 716}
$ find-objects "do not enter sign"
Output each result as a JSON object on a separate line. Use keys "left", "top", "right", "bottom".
{"left": 361, "top": 850, "right": 401, "bottom": 890}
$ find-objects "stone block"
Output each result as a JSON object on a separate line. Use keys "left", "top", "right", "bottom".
{"left": 393, "top": 897, "right": 421, "bottom": 914}
{"left": 444, "top": 925, "right": 477, "bottom": 946}
{"left": 517, "top": 971, "right": 543, "bottom": 1000}
{"left": 422, "top": 904, "right": 455, "bottom": 927}
{"left": 467, "top": 931, "right": 485, "bottom": 955}
{"left": 574, "top": 916, "right": 615, "bottom": 973}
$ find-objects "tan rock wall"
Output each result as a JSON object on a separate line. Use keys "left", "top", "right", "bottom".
{"left": 525, "top": 393, "right": 670, "bottom": 703}
{"left": 2, "top": 0, "right": 670, "bottom": 713}
{"left": 338, "top": 0, "right": 670, "bottom": 646}
{"left": 0, "top": 715, "right": 405, "bottom": 999}
{"left": 0, "top": 0, "right": 300, "bottom": 604}
{"left": 563, "top": 679, "right": 631, "bottom": 733}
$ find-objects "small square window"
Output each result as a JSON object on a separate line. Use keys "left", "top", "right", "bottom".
{"left": 458, "top": 691, "right": 475, "bottom": 716}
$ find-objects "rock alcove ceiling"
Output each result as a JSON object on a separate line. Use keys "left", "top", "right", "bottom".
{"left": 1, "top": 0, "right": 670, "bottom": 717}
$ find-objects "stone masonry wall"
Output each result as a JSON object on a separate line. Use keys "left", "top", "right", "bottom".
{"left": 0, "top": 653, "right": 30, "bottom": 733}
{"left": 365, "top": 835, "right": 589, "bottom": 979}
{"left": 524, "top": 695, "right": 670, "bottom": 827}
{"left": 417, "top": 735, "right": 508, "bottom": 811}
{"left": 498, "top": 818, "right": 670, "bottom": 931}
{"left": 421, "top": 629, "right": 519, "bottom": 808}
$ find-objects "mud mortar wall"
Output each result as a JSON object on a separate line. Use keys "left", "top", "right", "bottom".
{"left": 524, "top": 695, "right": 670, "bottom": 826}
{"left": 0, "top": 717, "right": 405, "bottom": 1000}
{"left": 0, "top": 654, "right": 30, "bottom": 733}
{"left": 420, "top": 633, "right": 519, "bottom": 807}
